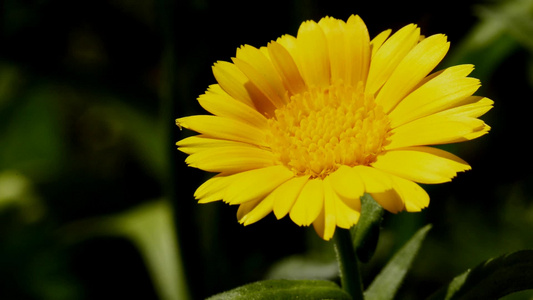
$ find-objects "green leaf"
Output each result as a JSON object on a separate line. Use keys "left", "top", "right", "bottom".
{"left": 265, "top": 254, "right": 338, "bottom": 280}
{"left": 93, "top": 100, "right": 166, "bottom": 179}
{"left": 476, "top": 0, "right": 533, "bottom": 52}
{"left": 444, "top": 0, "right": 533, "bottom": 79}
{"left": 0, "top": 86, "right": 66, "bottom": 178}
{"left": 109, "top": 200, "right": 190, "bottom": 300}
{"left": 207, "top": 279, "right": 351, "bottom": 300}
{"left": 61, "top": 200, "right": 190, "bottom": 300}
{"left": 351, "top": 193, "right": 384, "bottom": 262}
{"left": 364, "top": 224, "right": 432, "bottom": 300}
{"left": 0, "top": 170, "right": 45, "bottom": 222}
{"left": 427, "top": 250, "right": 533, "bottom": 300}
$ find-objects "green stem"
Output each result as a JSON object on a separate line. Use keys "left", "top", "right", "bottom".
{"left": 334, "top": 228, "right": 364, "bottom": 300}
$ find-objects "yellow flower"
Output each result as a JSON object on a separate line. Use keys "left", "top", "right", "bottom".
{"left": 176, "top": 15, "right": 492, "bottom": 240}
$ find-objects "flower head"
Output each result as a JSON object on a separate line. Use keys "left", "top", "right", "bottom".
{"left": 177, "top": 15, "right": 492, "bottom": 240}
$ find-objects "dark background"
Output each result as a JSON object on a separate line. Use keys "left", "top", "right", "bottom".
{"left": 0, "top": 0, "right": 532, "bottom": 299}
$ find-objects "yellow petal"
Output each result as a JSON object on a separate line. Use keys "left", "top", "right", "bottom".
{"left": 233, "top": 45, "right": 288, "bottom": 108}
{"left": 390, "top": 175, "right": 429, "bottom": 212}
{"left": 177, "top": 135, "right": 246, "bottom": 155}
{"left": 312, "top": 207, "right": 327, "bottom": 240}
{"left": 177, "top": 115, "right": 268, "bottom": 147}
{"left": 237, "top": 198, "right": 262, "bottom": 222}
{"left": 325, "top": 176, "right": 361, "bottom": 229}
{"left": 194, "top": 175, "right": 234, "bottom": 203}
{"left": 185, "top": 145, "right": 275, "bottom": 174}
{"left": 197, "top": 88, "right": 269, "bottom": 129}
{"left": 371, "top": 189, "right": 404, "bottom": 213}
{"left": 290, "top": 178, "right": 325, "bottom": 226}
{"left": 371, "top": 173, "right": 429, "bottom": 213}
{"left": 231, "top": 58, "right": 280, "bottom": 114}
{"left": 386, "top": 114, "right": 487, "bottom": 149}
{"left": 328, "top": 165, "right": 365, "bottom": 203}
{"left": 272, "top": 175, "right": 310, "bottom": 219}
{"left": 267, "top": 41, "right": 307, "bottom": 95}
{"left": 276, "top": 34, "right": 298, "bottom": 56}
{"left": 335, "top": 198, "right": 360, "bottom": 229}
{"left": 318, "top": 16, "right": 346, "bottom": 84}
{"left": 236, "top": 45, "right": 287, "bottom": 97}
{"left": 316, "top": 176, "right": 338, "bottom": 240}
{"left": 372, "top": 147, "right": 471, "bottom": 184}
{"left": 460, "top": 124, "right": 491, "bottom": 141}
{"left": 205, "top": 83, "right": 225, "bottom": 95}
{"left": 370, "top": 29, "right": 391, "bottom": 57}
{"left": 366, "top": 24, "right": 420, "bottom": 95}
{"left": 212, "top": 61, "right": 255, "bottom": 107}
{"left": 344, "top": 15, "right": 371, "bottom": 86}
{"left": 294, "top": 20, "right": 331, "bottom": 87}
{"left": 238, "top": 196, "right": 275, "bottom": 226}
{"left": 225, "top": 165, "right": 295, "bottom": 205}
{"left": 388, "top": 65, "right": 480, "bottom": 127}
{"left": 436, "top": 96, "right": 494, "bottom": 118}
{"left": 434, "top": 97, "right": 493, "bottom": 143}
{"left": 375, "top": 34, "right": 450, "bottom": 113}
{"left": 212, "top": 60, "right": 276, "bottom": 116}
{"left": 352, "top": 165, "right": 393, "bottom": 193}
{"left": 316, "top": 15, "right": 370, "bottom": 86}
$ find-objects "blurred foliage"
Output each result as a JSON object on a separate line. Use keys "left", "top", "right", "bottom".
{"left": 206, "top": 279, "right": 351, "bottom": 300}
{"left": 428, "top": 250, "right": 533, "bottom": 300}
{"left": 58, "top": 199, "right": 189, "bottom": 300}
{"left": 0, "top": 0, "right": 532, "bottom": 299}
{"left": 365, "top": 225, "right": 432, "bottom": 300}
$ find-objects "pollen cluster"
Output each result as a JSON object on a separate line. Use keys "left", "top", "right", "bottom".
{"left": 267, "top": 82, "right": 391, "bottom": 178}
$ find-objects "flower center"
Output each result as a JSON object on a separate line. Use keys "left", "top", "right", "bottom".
{"left": 267, "top": 81, "right": 391, "bottom": 178}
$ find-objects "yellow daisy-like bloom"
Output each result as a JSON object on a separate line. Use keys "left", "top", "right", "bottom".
{"left": 177, "top": 15, "right": 492, "bottom": 240}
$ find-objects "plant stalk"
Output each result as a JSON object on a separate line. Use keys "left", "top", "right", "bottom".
{"left": 334, "top": 228, "right": 364, "bottom": 300}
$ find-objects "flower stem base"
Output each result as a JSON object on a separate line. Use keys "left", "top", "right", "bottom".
{"left": 334, "top": 228, "right": 364, "bottom": 300}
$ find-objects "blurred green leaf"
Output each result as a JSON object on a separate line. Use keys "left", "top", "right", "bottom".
{"left": 351, "top": 193, "right": 384, "bottom": 263}
{"left": 477, "top": 0, "right": 533, "bottom": 52}
{"left": 62, "top": 200, "right": 190, "bottom": 300}
{"left": 427, "top": 250, "right": 533, "bottom": 300}
{"left": 0, "top": 170, "right": 45, "bottom": 222}
{"left": 0, "top": 62, "right": 23, "bottom": 108}
{"left": 94, "top": 100, "right": 166, "bottom": 179}
{"left": 109, "top": 200, "right": 189, "bottom": 300}
{"left": 364, "top": 224, "right": 432, "bottom": 300}
{"left": 445, "top": 0, "right": 533, "bottom": 78}
{"left": 206, "top": 279, "right": 351, "bottom": 300}
{"left": 265, "top": 254, "right": 338, "bottom": 280}
{"left": 0, "top": 86, "right": 66, "bottom": 178}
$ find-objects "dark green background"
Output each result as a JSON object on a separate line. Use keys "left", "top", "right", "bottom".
{"left": 0, "top": 0, "right": 532, "bottom": 299}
